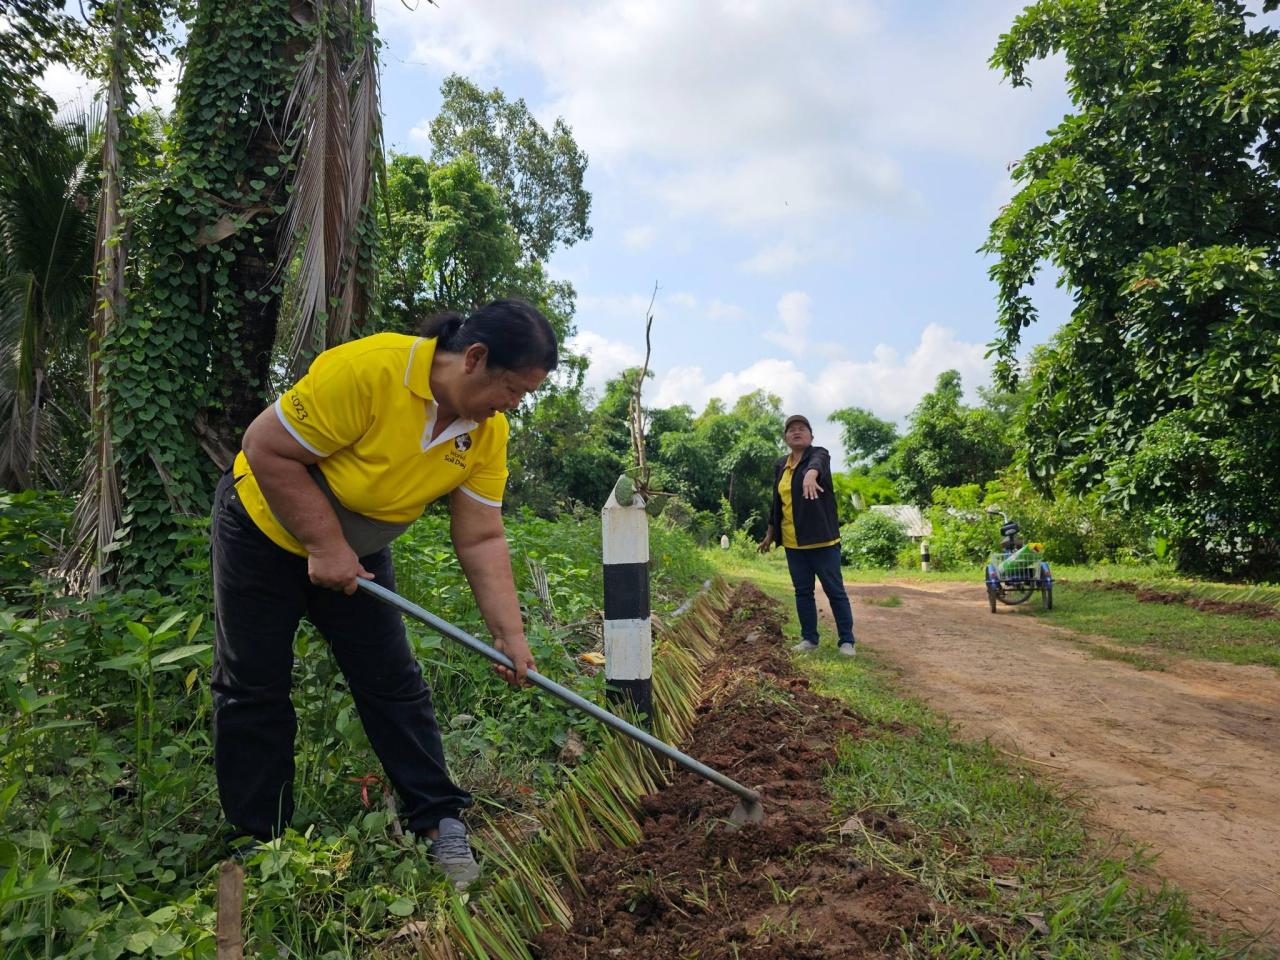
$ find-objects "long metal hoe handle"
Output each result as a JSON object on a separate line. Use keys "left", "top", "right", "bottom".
{"left": 355, "top": 579, "right": 761, "bottom": 808}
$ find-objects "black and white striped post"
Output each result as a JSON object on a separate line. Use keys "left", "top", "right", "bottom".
{"left": 602, "top": 478, "right": 653, "bottom": 722}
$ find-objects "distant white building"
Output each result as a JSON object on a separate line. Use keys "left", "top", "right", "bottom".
{"left": 869, "top": 504, "right": 932, "bottom": 540}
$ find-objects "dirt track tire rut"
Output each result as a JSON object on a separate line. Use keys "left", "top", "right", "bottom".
{"left": 831, "top": 578, "right": 1280, "bottom": 941}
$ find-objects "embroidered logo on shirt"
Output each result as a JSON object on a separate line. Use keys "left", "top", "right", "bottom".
{"left": 454, "top": 434, "right": 472, "bottom": 452}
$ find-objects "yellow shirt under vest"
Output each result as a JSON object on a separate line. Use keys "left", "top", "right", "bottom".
{"left": 778, "top": 457, "right": 840, "bottom": 550}
{"left": 232, "top": 333, "right": 509, "bottom": 556}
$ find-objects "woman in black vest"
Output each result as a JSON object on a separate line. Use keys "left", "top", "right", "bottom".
{"left": 757, "top": 415, "right": 856, "bottom": 655}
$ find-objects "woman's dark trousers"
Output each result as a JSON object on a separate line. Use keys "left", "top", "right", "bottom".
{"left": 784, "top": 543, "right": 856, "bottom": 647}
{"left": 210, "top": 472, "right": 471, "bottom": 841}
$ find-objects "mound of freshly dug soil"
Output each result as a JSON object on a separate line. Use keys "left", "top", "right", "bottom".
{"left": 532, "top": 583, "right": 981, "bottom": 959}
{"left": 1094, "top": 579, "right": 1280, "bottom": 621}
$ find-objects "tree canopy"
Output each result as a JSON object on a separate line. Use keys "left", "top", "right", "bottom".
{"left": 890, "top": 371, "right": 1013, "bottom": 506}
{"left": 986, "top": 0, "right": 1280, "bottom": 576}
{"left": 829, "top": 406, "right": 898, "bottom": 467}
{"left": 429, "top": 74, "right": 592, "bottom": 262}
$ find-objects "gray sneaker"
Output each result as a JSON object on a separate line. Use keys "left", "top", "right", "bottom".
{"left": 791, "top": 639, "right": 819, "bottom": 652}
{"left": 430, "top": 817, "right": 480, "bottom": 888}
{"left": 838, "top": 643, "right": 857, "bottom": 657}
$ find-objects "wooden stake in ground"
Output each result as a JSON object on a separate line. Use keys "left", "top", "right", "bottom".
{"left": 216, "top": 860, "right": 245, "bottom": 960}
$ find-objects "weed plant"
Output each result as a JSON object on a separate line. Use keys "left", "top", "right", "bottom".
{"left": 0, "top": 493, "right": 710, "bottom": 958}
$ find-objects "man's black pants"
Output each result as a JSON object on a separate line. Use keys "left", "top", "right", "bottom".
{"left": 210, "top": 472, "right": 472, "bottom": 840}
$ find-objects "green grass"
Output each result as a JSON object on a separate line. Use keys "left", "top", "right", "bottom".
{"left": 709, "top": 552, "right": 1274, "bottom": 959}
{"left": 1027, "top": 580, "right": 1280, "bottom": 670}
{"left": 712, "top": 549, "right": 1280, "bottom": 670}
{"left": 862, "top": 593, "right": 902, "bottom": 608}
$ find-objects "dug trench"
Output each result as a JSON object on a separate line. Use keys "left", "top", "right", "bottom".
{"left": 532, "top": 582, "right": 1001, "bottom": 959}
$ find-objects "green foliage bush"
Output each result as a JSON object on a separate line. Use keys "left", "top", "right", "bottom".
{"left": 840, "top": 511, "right": 908, "bottom": 569}
{"left": 921, "top": 484, "right": 998, "bottom": 570}
{"left": 0, "top": 490, "right": 71, "bottom": 603}
{"left": 0, "top": 504, "right": 710, "bottom": 956}
{"left": 989, "top": 472, "right": 1152, "bottom": 566}
{"left": 831, "top": 469, "right": 896, "bottom": 519}
{"left": 919, "top": 476, "right": 1157, "bottom": 571}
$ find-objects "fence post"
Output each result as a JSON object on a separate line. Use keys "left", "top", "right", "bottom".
{"left": 215, "top": 861, "right": 244, "bottom": 960}
{"left": 920, "top": 539, "right": 931, "bottom": 573}
{"left": 602, "top": 481, "right": 653, "bottom": 723}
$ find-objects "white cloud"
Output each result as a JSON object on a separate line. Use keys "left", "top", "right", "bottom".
{"left": 374, "top": 1, "right": 1068, "bottom": 235}
{"left": 567, "top": 329, "right": 643, "bottom": 397}
{"left": 622, "top": 224, "right": 656, "bottom": 251}
{"left": 651, "top": 323, "right": 991, "bottom": 468}
{"left": 740, "top": 242, "right": 804, "bottom": 276}
{"left": 38, "top": 56, "right": 180, "bottom": 116}
{"left": 38, "top": 63, "right": 97, "bottom": 113}
{"left": 409, "top": 119, "right": 433, "bottom": 144}
{"left": 705, "top": 299, "right": 745, "bottom": 321}
{"left": 763, "top": 291, "right": 811, "bottom": 355}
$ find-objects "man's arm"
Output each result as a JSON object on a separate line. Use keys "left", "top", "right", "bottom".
{"left": 241, "top": 407, "right": 370, "bottom": 593}
{"left": 449, "top": 489, "right": 534, "bottom": 685}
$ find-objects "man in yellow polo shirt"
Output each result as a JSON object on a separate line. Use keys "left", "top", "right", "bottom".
{"left": 757, "top": 414, "right": 856, "bottom": 656}
{"left": 210, "top": 300, "right": 556, "bottom": 886}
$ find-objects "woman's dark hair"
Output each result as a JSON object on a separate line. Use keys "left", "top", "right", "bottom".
{"left": 418, "top": 299, "right": 559, "bottom": 373}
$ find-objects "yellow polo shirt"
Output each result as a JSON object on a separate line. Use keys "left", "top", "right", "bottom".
{"left": 232, "top": 333, "right": 509, "bottom": 556}
{"left": 779, "top": 459, "right": 840, "bottom": 550}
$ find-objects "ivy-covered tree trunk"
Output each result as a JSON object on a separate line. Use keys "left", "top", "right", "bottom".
{"left": 106, "top": 0, "right": 383, "bottom": 584}
{"left": 106, "top": 0, "right": 302, "bottom": 583}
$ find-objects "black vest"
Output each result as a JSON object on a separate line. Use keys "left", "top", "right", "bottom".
{"left": 768, "top": 445, "right": 841, "bottom": 546}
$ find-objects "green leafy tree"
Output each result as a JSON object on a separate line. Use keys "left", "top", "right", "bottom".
{"left": 422, "top": 155, "right": 522, "bottom": 310}
{"left": 0, "top": 107, "right": 99, "bottom": 491}
{"left": 378, "top": 153, "right": 584, "bottom": 347}
{"left": 506, "top": 379, "right": 622, "bottom": 515}
{"left": 379, "top": 154, "right": 438, "bottom": 330}
{"left": 986, "top": 0, "right": 1280, "bottom": 576}
{"left": 890, "top": 371, "right": 1013, "bottom": 506}
{"left": 831, "top": 469, "right": 897, "bottom": 517}
{"left": 0, "top": 1, "right": 86, "bottom": 117}
{"left": 651, "top": 391, "right": 784, "bottom": 531}
{"left": 829, "top": 406, "right": 897, "bottom": 467}
{"left": 429, "top": 74, "right": 592, "bottom": 261}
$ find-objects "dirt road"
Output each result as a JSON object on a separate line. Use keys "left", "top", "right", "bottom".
{"left": 817, "top": 579, "right": 1280, "bottom": 942}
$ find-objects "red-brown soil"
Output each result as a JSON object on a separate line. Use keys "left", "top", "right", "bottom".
{"left": 533, "top": 583, "right": 992, "bottom": 960}
{"left": 1096, "top": 579, "right": 1280, "bottom": 621}
{"left": 825, "top": 578, "right": 1280, "bottom": 943}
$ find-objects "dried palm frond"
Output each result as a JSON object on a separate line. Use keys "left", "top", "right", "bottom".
{"left": 335, "top": 0, "right": 380, "bottom": 334}
{"left": 280, "top": 0, "right": 382, "bottom": 379}
{"left": 62, "top": 8, "right": 126, "bottom": 594}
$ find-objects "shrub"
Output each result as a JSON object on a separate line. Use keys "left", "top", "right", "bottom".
{"left": 0, "top": 490, "right": 72, "bottom": 605}
{"left": 921, "top": 476, "right": 1156, "bottom": 570}
{"left": 922, "top": 484, "right": 999, "bottom": 570}
{"left": 840, "top": 511, "right": 908, "bottom": 569}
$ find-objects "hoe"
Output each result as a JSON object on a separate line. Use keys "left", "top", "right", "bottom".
{"left": 357, "top": 579, "right": 766, "bottom": 827}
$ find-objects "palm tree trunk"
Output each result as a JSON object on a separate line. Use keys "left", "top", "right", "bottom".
{"left": 64, "top": 0, "right": 127, "bottom": 593}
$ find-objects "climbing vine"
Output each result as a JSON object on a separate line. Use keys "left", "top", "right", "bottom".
{"left": 105, "top": 0, "right": 301, "bottom": 583}
{"left": 105, "top": 0, "right": 383, "bottom": 583}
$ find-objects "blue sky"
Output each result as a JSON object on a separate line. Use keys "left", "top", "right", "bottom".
{"left": 373, "top": 0, "right": 1079, "bottom": 463}
{"left": 40, "top": 0, "right": 1088, "bottom": 464}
